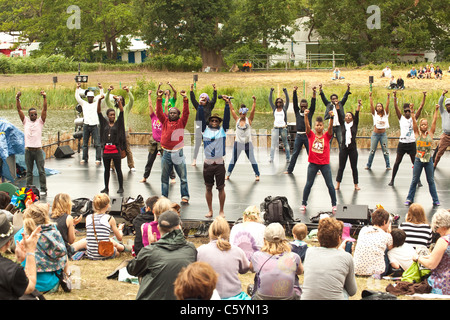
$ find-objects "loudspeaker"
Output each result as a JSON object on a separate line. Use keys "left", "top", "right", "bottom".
{"left": 335, "top": 204, "right": 369, "bottom": 225}
{"left": 109, "top": 196, "right": 123, "bottom": 215}
{"left": 54, "top": 145, "right": 75, "bottom": 158}
{"left": 369, "top": 76, "right": 374, "bottom": 84}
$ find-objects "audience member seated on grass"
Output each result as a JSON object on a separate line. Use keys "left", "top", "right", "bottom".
{"left": 132, "top": 195, "right": 158, "bottom": 256}
{"left": 418, "top": 66, "right": 426, "bottom": 79}
{"left": 413, "top": 209, "right": 450, "bottom": 295}
{"left": 141, "top": 197, "right": 172, "bottom": 247}
{"left": 50, "top": 193, "right": 82, "bottom": 261}
{"left": 448, "top": 66, "right": 450, "bottom": 73}
{"left": 387, "top": 228, "right": 416, "bottom": 277}
{"left": 301, "top": 217, "right": 357, "bottom": 300}
{"left": 388, "top": 76, "right": 397, "bottom": 89}
{"left": 250, "top": 222, "right": 303, "bottom": 300}
{"left": 408, "top": 67, "right": 418, "bottom": 79}
{"left": 14, "top": 203, "right": 68, "bottom": 293}
{"left": 435, "top": 66, "right": 443, "bottom": 80}
{"left": 290, "top": 223, "right": 309, "bottom": 263}
{"left": 353, "top": 208, "right": 393, "bottom": 277}
{"left": 127, "top": 210, "right": 197, "bottom": 300}
{"left": 72, "top": 193, "right": 127, "bottom": 260}
{"left": 331, "top": 68, "right": 344, "bottom": 80}
{"left": 229, "top": 205, "right": 266, "bottom": 260}
{"left": 0, "top": 212, "right": 41, "bottom": 300}
{"left": 381, "top": 66, "right": 391, "bottom": 78}
{"left": 197, "top": 216, "right": 251, "bottom": 300}
{"left": 399, "top": 203, "right": 433, "bottom": 250}
{"left": 174, "top": 261, "right": 220, "bottom": 300}
{"left": 396, "top": 76, "right": 405, "bottom": 90}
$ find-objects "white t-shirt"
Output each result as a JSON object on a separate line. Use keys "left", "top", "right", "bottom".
{"left": 273, "top": 109, "right": 286, "bottom": 127}
{"left": 387, "top": 243, "right": 416, "bottom": 271}
{"left": 235, "top": 118, "right": 252, "bottom": 144}
{"left": 399, "top": 116, "right": 415, "bottom": 143}
{"left": 373, "top": 113, "right": 390, "bottom": 129}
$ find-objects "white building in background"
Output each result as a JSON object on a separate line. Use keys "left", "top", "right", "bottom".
{"left": 118, "top": 37, "right": 150, "bottom": 64}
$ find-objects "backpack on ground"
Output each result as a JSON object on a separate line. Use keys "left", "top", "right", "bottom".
{"left": 121, "top": 195, "right": 144, "bottom": 223}
{"left": 260, "top": 196, "right": 295, "bottom": 224}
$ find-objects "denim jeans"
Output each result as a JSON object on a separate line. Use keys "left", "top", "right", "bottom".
{"left": 330, "top": 125, "right": 343, "bottom": 151}
{"left": 161, "top": 148, "right": 189, "bottom": 200}
{"left": 302, "top": 163, "right": 336, "bottom": 206}
{"left": 286, "top": 133, "right": 309, "bottom": 173}
{"left": 406, "top": 158, "right": 439, "bottom": 204}
{"left": 366, "top": 131, "right": 390, "bottom": 169}
{"left": 82, "top": 124, "right": 102, "bottom": 162}
{"left": 25, "top": 148, "right": 46, "bottom": 192}
{"left": 270, "top": 127, "right": 290, "bottom": 161}
{"left": 227, "top": 142, "right": 260, "bottom": 177}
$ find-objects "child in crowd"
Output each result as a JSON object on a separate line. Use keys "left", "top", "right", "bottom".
{"left": 387, "top": 228, "right": 416, "bottom": 276}
{"left": 290, "top": 223, "right": 308, "bottom": 262}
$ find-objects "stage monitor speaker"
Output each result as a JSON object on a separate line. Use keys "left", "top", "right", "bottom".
{"left": 335, "top": 204, "right": 369, "bottom": 225}
{"left": 54, "top": 145, "right": 75, "bottom": 158}
{"left": 109, "top": 196, "right": 123, "bottom": 215}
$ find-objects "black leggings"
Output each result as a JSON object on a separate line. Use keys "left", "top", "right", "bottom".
{"left": 103, "top": 155, "right": 123, "bottom": 190}
{"left": 391, "top": 142, "right": 418, "bottom": 182}
{"left": 336, "top": 147, "right": 358, "bottom": 184}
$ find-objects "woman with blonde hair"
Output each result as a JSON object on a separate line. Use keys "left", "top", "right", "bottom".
{"left": 197, "top": 216, "right": 250, "bottom": 300}
{"left": 250, "top": 222, "right": 303, "bottom": 300}
{"left": 14, "top": 202, "right": 68, "bottom": 293}
{"left": 413, "top": 209, "right": 450, "bottom": 295}
{"left": 51, "top": 193, "right": 82, "bottom": 259}
{"left": 229, "top": 205, "right": 266, "bottom": 259}
{"left": 399, "top": 203, "right": 432, "bottom": 249}
{"left": 141, "top": 197, "right": 172, "bottom": 246}
{"left": 73, "top": 193, "right": 126, "bottom": 259}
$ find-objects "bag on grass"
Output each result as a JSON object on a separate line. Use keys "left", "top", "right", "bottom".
{"left": 121, "top": 195, "right": 144, "bottom": 222}
{"left": 401, "top": 261, "right": 431, "bottom": 283}
{"left": 260, "top": 196, "right": 294, "bottom": 224}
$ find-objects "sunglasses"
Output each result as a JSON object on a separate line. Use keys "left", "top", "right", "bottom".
{"left": 210, "top": 119, "right": 220, "bottom": 123}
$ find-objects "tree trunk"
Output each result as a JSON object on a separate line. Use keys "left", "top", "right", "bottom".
{"left": 199, "top": 47, "right": 225, "bottom": 71}
{"left": 105, "top": 36, "right": 112, "bottom": 60}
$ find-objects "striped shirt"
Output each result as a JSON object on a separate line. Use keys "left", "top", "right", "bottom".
{"left": 86, "top": 213, "right": 113, "bottom": 259}
{"left": 399, "top": 222, "right": 433, "bottom": 249}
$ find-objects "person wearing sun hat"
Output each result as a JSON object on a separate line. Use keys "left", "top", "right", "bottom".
{"left": 202, "top": 96, "right": 230, "bottom": 219}
{"left": 0, "top": 212, "right": 42, "bottom": 299}
{"left": 249, "top": 222, "right": 303, "bottom": 300}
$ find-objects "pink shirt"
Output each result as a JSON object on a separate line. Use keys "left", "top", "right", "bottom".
{"left": 150, "top": 112, "right": 162, "bottom": 143}
{"left": 23, "top": 117, "right": 44, "bottom": 148}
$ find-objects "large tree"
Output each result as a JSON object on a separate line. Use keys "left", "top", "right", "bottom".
{"left": 137, "top": 0, "right": 301, "bottom": 70}
{"left": 303, "top": 0, "right": 450, "bottom": 64}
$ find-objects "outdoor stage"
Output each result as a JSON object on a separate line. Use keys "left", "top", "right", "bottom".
{"left": 16, "top": 145, "right": 450, "bottom": 229}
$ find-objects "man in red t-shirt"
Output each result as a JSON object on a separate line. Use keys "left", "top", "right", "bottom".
{"left": 156, "top": 89, "right": 190, "bottom": 203}
{"left": 300, "top": 109, "right": 337, "bottom": 213}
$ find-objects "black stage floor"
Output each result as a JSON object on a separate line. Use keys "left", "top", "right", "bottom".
{"left": 17, "top": 145, "right": 450, "bottom": 226}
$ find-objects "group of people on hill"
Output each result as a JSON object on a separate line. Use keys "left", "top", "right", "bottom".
{"left": 407, "top": 64, "right": 445, "bottom": 80}
{"left": 1, "top": 186, "right": 449, "bottom": 300}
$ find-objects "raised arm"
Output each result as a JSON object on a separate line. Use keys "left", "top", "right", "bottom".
{"left": 438, "top": 90, "right": 447, "bottom": 113}
{"left": 190, "top": 84, "right": 199, "bottom": 110}
{"left": 392, "top": 91, "right": 401, "bottom": 120}
{"left": 369, "top": 91, "right": 375, "bottom": 115}
{"left": 304, "top": 109, "right": 311, "bottom": 135}
{"left": 340, "top": 83, "right": 351, "bottom": 106}
{"left": 16, "top": 91, "right": 25, "bottom": 123}
{"left": 123, "top": 86, "right": 134, "bottom": 111}
{"left": 105, "top": 85, "right": 114, "bottom": 108}
{"left": 319, "top": 84, "right": 330, "bottom": 106}
{"left": 148, "top": 90, "right": 154, "bottom": 116}
{"left": 248, "top": 96, "right": 256, "bottom": 124}
{"left": 309, "top": 87, "right": 317, "bottom": 119}
{"left": 168, "top": 81, "right": 177, "bottom": 100}
{"left": 40, "top": 91, "right": 47, "bottom": 122}
{"left": 97, "top": 94, "right": 104, "bottom": 114}
{"left": 180, "top": 90, "right": 190, "bottom": 127}
{"left": 293, "top": 87, "right": 299, "bottom": 113}
{"left": 210, "top": 83, "right": 217, "bottom": 110}
{"left": 222, "top": 98, "right": 231, "bottom": 131}
{"left": 327, "top": 110, "right": 334, "bottom": 136}
{"left": 385, "top": 92, "right": 390, "bottom": 115}
{"left": 269, "top": 88, "right": 276, "bottom": 111}
{"left": 75, "top": 83, "right": 84, "bottom": 105}
{"left": 155, "top": 90, "right": 166, "bottom": 123}
{"left": 411, "top": 110, "right": 419, "bottom": 138}
{"left": 283, "top": 87, "right": 289, "bottom": 111}
{"left": 229, "top": 100, "right": 238, "bottom": 121}
{"left": 415, "top": 91, "right": 426, "bottom": 120}
{"left": 429, "top": 104, "right": 440, "bottom": 138}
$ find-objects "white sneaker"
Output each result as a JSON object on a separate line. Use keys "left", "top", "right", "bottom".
{"left": 130, "top": 168, "right": 136, "bottom": 172}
